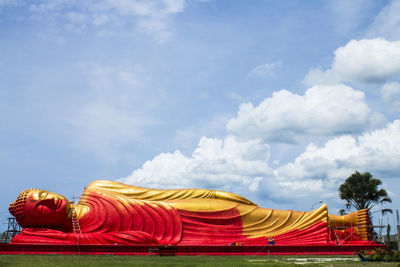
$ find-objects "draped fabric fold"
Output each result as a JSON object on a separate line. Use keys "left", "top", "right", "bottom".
{"left": 10, "top": 180, "right": 371, "bottom": 245}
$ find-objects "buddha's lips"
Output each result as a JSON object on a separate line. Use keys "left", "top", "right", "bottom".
{"left": 53, "top": 198, "right": 66, "bottom": 212}
{"left": 36, "top": 199, "right": 62, "bottom": 214}
{"left": 38, "top": 205, "right": 45, "bottom": 215}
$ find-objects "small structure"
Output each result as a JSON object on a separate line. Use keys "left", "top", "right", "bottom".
{"left": 1, "top": 217, "right": 21, "bottom": 243}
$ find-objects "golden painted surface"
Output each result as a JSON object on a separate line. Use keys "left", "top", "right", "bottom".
{"left": 165, "top": 199, "right": 329, "bottom": 238}
{"left": 30, "top": 190, "right": 66, "bottom": 203}
{"left": 60, "top": 180, "right": 369, "bottom": 239}
{"left": 74, "top": 180, "right": 254, "bottom": 219}
{"left": 82, "top": 180, "right": 255, "bottom": 205}
{"left": 239, "top": 204, "right": 328, "bottom": 238}
{"left": 163, "top": 198, "right": 239, "bottom": 211}
{"left": 328, "top": 209, "right": 369, "bottom": 240}
{"left": 70, "top": 203, "right": 89, "bottom": 219}
{"left": 73, "top": 180, "right": 331, "bottom": 238}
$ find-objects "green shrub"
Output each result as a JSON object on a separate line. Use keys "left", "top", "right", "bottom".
{"left": 383, "top": 255, "right": 391, "bottom": 262}
{"left": 364, "top": 247, "right": 400, "bottom": 262}
{"left": 372, "top": 254, "right": 384, "bottom": 261}
{"left": 393, "top": 251, "right": 400, "bottom": 261}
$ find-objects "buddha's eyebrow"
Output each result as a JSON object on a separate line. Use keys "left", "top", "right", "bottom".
{"left": 41, "top": 192, "right": 49, "bottom": 198}
{"left": 35, "top": 191, "right": 44, "bottom": 199}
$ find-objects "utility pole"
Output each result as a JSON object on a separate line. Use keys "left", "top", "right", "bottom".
{"left": 396, "top": 209, "right": 399, "bottom": 251}
{"left": 311, "top": 201, "right": 323, "bottom": 211}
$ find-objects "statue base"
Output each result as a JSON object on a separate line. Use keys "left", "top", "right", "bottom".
{"left": 0, "top": 242, "right": 384, "bottom": 255}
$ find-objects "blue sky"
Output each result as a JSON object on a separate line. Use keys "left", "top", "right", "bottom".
{"left": 1, "top": 0, "right": 400, "bottom": 230}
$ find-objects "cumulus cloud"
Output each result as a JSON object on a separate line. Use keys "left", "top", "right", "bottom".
{"left": 368, "top": 0, "right": 400, "bottom": 40}
{"left": 27, "top": 0, "right": 186, "bottom": 42}
{"left": 381, "top": 82, "right": 400, "bottom": 110}
{"left": 113, "top": 4, "right": 400, "bottom": 207}
{"left": 227, "top": 84, "right": 384, "bottom": 143}
{"left": 116, "top": 74, "right": 397, "bottom": 206}
{"left": 304, "top": 38, "right": 400, "bottom": 85}
{"left": 119, "top": 118, "right": 400, "bottom": 205}
{"left": 247, "top": 61, "right": 282, "bottom": 78}
{"left": 272, "top": 120, "right": 400, "bottom": 199}
{"left": 119, "top": 136, "right": 272, "bottom": 195}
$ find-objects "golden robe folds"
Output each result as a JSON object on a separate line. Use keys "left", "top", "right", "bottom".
{"left": 9, "top": 180, "right": 370, "bottom": 245}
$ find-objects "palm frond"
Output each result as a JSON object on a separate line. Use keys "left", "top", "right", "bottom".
{"left": 381, "top": 209, "right": 393, "bottom": 216}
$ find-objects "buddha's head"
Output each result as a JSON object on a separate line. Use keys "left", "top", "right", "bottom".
{"left": 9, "top": 189, "right": 71, "bottom": 228}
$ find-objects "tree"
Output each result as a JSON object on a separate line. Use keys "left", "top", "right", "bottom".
{"left": 339, "top": 171, "right": 392, "bottom": 213}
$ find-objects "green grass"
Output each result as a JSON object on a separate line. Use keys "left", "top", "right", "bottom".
{"left": 0, "top": 254, "right": 398, "bottom": 267}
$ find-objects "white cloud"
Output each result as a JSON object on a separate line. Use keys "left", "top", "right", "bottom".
{"left": 118, "top": 118, "right": 400, "bottom": 205}
{"left": 272, "top": 120, "right": 400, "bottom": 199}
{"left": 304, "top": 38, "right": 400, "bottom": 85}
{"left": 381, "top": 82, "right": 400, "bottom": 110}
{"left": 368, "top": 0, "right": 400, "bottom": 40}
{"left": 27, "top": 0, "right": 186, "bottom": 42}
{"left": 247, "top": 61, "right": 282, "bottom": 78}
{"left": 116, "top": 76, "right": 397, "bottom": 207}
{"left": 227, "top": 84, "right": 384, "bottom": 143}
{"left": 119, "top": 136, "right": 272, "bottom": 194}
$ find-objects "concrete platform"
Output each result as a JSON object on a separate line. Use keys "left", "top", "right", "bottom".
{"left": 0, "top": 243, "right": 383, "bottom": 255}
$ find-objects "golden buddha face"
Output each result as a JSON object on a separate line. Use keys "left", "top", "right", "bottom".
{"left": 9, "top": 189, "right": 71, "bottom": 228}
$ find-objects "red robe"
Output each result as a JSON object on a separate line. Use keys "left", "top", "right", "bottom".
{"left": 12, "top": 191, "right": 331, "bottom": 245}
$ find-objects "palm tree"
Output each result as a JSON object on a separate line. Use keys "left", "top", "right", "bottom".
{"left": 339, "top": 171, "right": 392, "bottom": 213}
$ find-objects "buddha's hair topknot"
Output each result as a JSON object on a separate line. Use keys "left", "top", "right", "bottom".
{"left": 9, "top": 189, "right": 38, "bottom": 225}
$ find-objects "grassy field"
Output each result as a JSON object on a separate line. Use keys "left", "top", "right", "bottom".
{"left": 0, "top": 254, "right": 399, "bottom": 267}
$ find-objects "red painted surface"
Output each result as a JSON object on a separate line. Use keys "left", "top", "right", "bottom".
{"left": 15, "top": 192, "right": 336, "bottom": 246}
{"left": 9, "top": 190, "right": 376, "bottom": 249}
{"left": 12, "top": 192, "right": 182, "bottom": 245}
{"left": 12, "top": 200, "right": 334, "bottom": 246}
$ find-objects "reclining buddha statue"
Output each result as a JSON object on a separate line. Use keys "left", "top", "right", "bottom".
{"left": 9, "top": 180, "right": 370, "bottom": 245}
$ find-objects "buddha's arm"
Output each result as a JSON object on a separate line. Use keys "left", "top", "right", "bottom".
{"left": 80, "top": 180, "right": 255, "bottom": 205}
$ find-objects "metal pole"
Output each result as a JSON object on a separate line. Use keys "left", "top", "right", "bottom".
{"left": 396, "top": 209, "right": 399, "bottom": 251}
{"left": 311, "top": 201, "right": 323, "bottom": 211}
